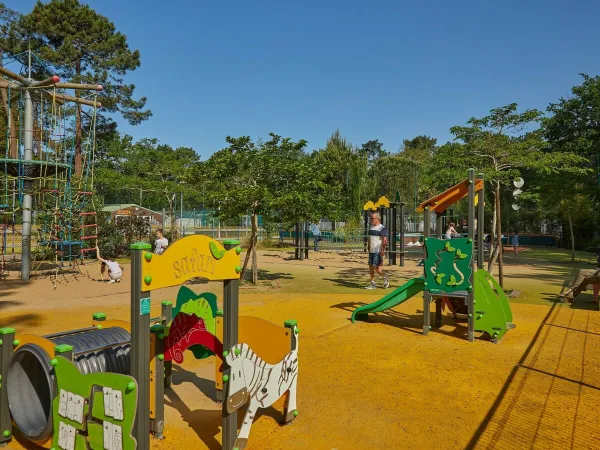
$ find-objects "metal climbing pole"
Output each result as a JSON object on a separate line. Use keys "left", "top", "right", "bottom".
{"left": 21, "top": 88, "right": 33, "bottom": 281}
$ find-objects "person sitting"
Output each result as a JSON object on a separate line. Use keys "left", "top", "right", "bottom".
{"left": 95, "top": 246, "right": 123, "bottom": 283}
{"left": 444, "top": 222, "right": 460, "bottom": 239}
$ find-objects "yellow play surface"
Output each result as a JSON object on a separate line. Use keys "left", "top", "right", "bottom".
{"left": 2, "top": 249, "right": 599, "bottom": 449}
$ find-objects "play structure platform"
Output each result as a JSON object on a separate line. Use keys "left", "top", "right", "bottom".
{"left": 352, "top": 169, "right": 516, "bottom": 342}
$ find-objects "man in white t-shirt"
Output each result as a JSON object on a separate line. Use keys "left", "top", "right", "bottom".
{"left": 366, "top": 212, "right": 390, "bottom": 289}
{"left": 154, "top": 229, "right": 169, "bottom": 255}
{"left": 95, "top": 246, "right": 123, "bottom": 283}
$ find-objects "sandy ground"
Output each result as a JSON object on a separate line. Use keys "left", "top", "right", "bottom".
{"left": 1, "top": 249, "right": 599, "bottom": 449}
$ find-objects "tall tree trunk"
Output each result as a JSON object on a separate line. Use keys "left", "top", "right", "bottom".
{"left": 489, "top": 189, "right": 497, "bottom": 258}
{"left": 240, "top": 208, "right": 259, "bottom": 283}
{"left": 568, "top": 210, "right": 575, "bottom": 263}
{"left": 251, "top": 212, "right": 258, "bottom": 284}
{"left": 74, "top": 60, "right": 83, "bottom": 175}
{"left": 495, "top": 181, "right": 504, "bottom": 287}
{"left": 0, "top": 51, "right": 18, "bottom": 159}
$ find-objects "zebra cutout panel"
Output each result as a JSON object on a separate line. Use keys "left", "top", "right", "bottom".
{"left": 224, "top": 324, "right": 299, "bottom": 450}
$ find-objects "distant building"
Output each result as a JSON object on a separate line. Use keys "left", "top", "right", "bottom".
{"left": 101, "top": 204, "right": 163, "bottom": 225}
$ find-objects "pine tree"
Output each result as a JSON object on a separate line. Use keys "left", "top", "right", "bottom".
{"left": 13, "top": 0, "right": 151, "bottom": 174}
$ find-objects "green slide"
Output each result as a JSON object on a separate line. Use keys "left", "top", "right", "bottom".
{"left": 473, "top": 269, "right": 515, "bottom": 341}
{"left": 351, "top": 277, "right": 425, "bottom": 323}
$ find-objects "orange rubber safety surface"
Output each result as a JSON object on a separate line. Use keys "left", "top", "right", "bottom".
{"left": 2, "top": 252, "right": 599, "bottom": 449}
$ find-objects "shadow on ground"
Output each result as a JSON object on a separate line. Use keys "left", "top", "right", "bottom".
{"left": 466, "top": 299, "right": 600, "bottom": 449}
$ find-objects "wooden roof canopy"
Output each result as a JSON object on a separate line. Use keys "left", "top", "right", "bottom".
{"left": 416, "top": 178, "right": 483, "bottom": 213}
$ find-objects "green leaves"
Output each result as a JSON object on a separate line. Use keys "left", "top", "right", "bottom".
{"left": 444, "top": 241, "right": 455, "bottom": 252}
{"left": 446, "top": 275, "right": 458, "bottom": 287}
{"left": 456, "top": 249, "right": 467, "bottom": 259}
{"left": 435, "top": 273, "right": 445, "bottom": 284}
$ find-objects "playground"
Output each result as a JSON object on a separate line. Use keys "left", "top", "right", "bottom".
{"left": 1, "top": 3, "right": 600, "bottom": 449}
{"left": 2, "top": 245, "right": 599, "bottom": 449}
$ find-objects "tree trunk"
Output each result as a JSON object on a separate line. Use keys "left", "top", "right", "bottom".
{"left": 240, "top": 210, "right": 259, "bottom": 283}
{"left": 495, "top": 181, "right": 504, "bottom": 287}
{"left": 0, "top": 51, "right": 18, "bottom": 159}
{"left": 568, "top": 210, "right": 575, "bottom": 263}
{"left": 251, "top": 212, "right": 258, "bottom": 284}
{"left": 74, "top": 60, "right": 83, "bottom": 175}
{"left": 487, "top": 245, "right": 499, "bottom": 274}
{"left": 489, "top": 189, "right": 497, "bottom": 258}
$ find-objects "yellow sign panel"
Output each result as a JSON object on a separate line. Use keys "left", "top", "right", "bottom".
{"left": 363, "top": 200, "right": 376, "bottom": 211}
{"left": 116, "top": 209, "right": 132, "bottom": 215}
{"left": 375, "top": 196, "right": 390, "bottom": 208}
{"left": 141, "top": 235, "right": 240, "bottom": 292}
{"left": 363, "top": 196, "right": 391, "bottom": 211}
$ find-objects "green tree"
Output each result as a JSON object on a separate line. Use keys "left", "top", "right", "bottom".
{"left": 361, "top": 139, "right": 388, "bottom": 162}
{"left": 10, "top": 0, "right": 151, "bottom": 175}
{"left": 201, "top": 134, "right": 337, "bottom": 283}
{"left": 95, "top": 135, "right": 201, "bottom": 226}
{"left": 450, "top": 103, "right": 584, "bottom": 285}
{"left": 543, "top": 74, "right": 600, "bottom": 247}
{"left": 318, "top": 130, "right": 368, "bottom": 222}
{"left": 0, "top": 2, "right": 20, "bottom": 158}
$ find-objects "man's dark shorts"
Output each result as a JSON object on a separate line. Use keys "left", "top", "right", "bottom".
{"left": 368, "top": 252, "right": 383, "bottom": 267}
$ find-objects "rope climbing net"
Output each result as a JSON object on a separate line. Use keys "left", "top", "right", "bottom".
{"left": 0, "top": 50, "right": 102, "bottom": 284}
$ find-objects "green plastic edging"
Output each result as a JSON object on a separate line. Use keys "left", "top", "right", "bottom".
{"left": 284, "top": 319, "right": 298, "bottom": 327}
{"left": 222, "top": 239, "right": 240, "bottom": 245}
{"left": 130, "top": 242, "right": 152, "bottom": 250}
{"left": 92, "top": 312, "right": 107, "bottom": 320}
{"left": 0, "top": 328, "right": 15, "bottom": 335}
{"left": 54, "top": 344, "right": 74, "bottom": 353}
{"left": 161, "top": 301, "right": 173, "bottom": 306}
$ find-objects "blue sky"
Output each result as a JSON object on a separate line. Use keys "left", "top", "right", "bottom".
{"left": 8, "top": 0, "right": 600, "bottom": 158}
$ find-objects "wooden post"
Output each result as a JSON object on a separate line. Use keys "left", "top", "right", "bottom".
{"left": 130, "top": 242, "right": 152, "bottom": 450}
{"left": 222, "top": 240, "right": 240, "bottom": 450}
{"left": 467, "top": 169, "right": 476, "bottom": 342}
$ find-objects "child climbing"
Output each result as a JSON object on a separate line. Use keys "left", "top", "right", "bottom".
{"left": 154, "top": 228, "right": 169, "bottom": 254}
{"left": 95, "top": 246, "right": 123, "bottom": 283}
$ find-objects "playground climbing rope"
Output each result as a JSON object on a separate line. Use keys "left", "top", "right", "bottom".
{"left": 0, "top": 50, "right": 102, "bottom": 283}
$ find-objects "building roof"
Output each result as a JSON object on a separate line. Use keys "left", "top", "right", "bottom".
{"left": 102, "top": 204, "right": 162, "bottom": 215}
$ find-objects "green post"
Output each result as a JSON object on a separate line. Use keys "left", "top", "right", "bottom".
{"left": 92, "top": 312, "right": 106, "bottom": 322}
{"left": 477, "top": 173, "right": 485, "bottom": 269}
{"left": 150, "top": 325, "right": 165, "bottom": 439}
{"left": 130, "top": 242, "right": 152, "bottom": 450}
{"left": 222, "top": 240, "right": 240, "bottom": 450}
{"left": 0, "top": 328, "right": 15, "bottom": 446}
{"left": 54, "top": 344, "right": 73, "bottom": 361}
{"left": 467, "top": 169, "right": 476, "bottom": 342}
{"left": 161, "top": 301, "right": 173, "bottom": 389}
{"left": 423, "top": 207, "right": 431, "bottom": 336}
